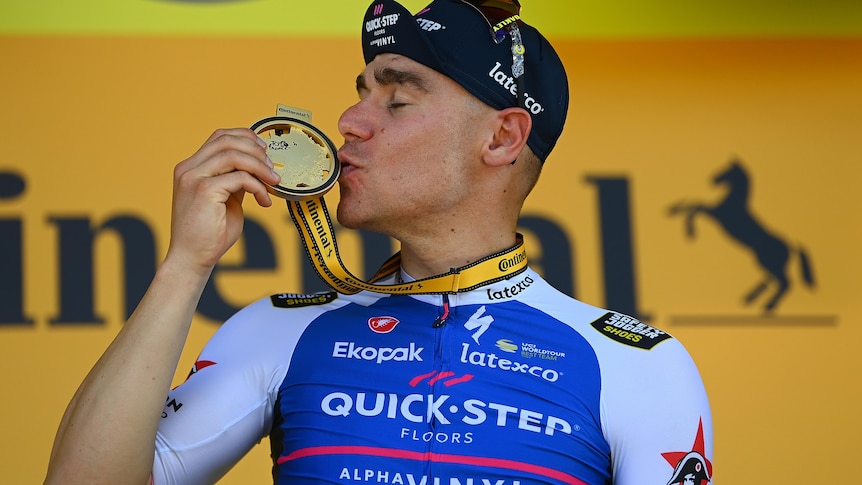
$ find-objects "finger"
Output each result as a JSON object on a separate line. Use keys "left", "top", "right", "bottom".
{"left": 178, "top": 134, "right": 281, "bottom": 187}
{"left": 179, "top": 129, "right": 274, "bottom": 178}
{"left": 195, "top": 146, "right": 281, "bottom": 186}
{"left": 203, "top": 169, "right": 274, "bottom": 208}
{"left": 199, "top": 127, "right": 262, "bottom": 151}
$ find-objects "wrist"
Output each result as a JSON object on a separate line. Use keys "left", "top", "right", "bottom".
{"left": 157, "top": 252, "right": 216, "bottom": 287}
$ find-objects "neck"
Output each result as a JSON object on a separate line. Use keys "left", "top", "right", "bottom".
{"left": 381, "top": 160, "right": 528, "bottom": 280}
{"left": 396, "top": 226, "right": 519, "bottom": 280}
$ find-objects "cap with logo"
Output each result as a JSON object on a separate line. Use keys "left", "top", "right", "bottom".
{"left": 361, "top": 0, "right": 569, "bottom": 162}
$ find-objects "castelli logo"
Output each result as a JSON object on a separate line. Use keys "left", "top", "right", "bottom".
{"left": 369, "top": 316, "right": 400, "bottom": 333}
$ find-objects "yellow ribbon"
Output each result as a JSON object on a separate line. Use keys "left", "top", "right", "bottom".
{"left": 286, "top": 197, "right": 528, "bottom": 295}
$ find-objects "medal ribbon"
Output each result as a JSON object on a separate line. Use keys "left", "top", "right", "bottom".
{"left": 286, "top": 197, "right": 528, "bottom": 295}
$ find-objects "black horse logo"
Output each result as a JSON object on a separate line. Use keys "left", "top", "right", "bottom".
{"left": 669, "top": 159, "right": 815, "bottom": 313}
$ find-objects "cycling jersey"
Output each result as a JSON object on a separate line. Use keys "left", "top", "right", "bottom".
{"left": 153, "top": 268, "right": 713, "bottom": 485}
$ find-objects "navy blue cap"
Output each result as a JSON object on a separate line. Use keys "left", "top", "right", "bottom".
{"left": 361, "top": 0, "right": 569, "bottom": 162}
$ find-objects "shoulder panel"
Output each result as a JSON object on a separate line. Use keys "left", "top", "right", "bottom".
{"left": 270, "top": 291, "right": 338, "bottom": 308}
{"left": 589, "top": 311, "right": 673, "bottom": 350}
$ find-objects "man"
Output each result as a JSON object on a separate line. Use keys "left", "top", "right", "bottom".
{"left": 46, "top": 1, "right": 713, "bottom": 484}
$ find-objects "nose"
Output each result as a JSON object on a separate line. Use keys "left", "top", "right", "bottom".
{"left": 337, "top": 101, "right": 373, "bottom": 143}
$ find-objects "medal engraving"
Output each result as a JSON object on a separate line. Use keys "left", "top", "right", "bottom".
{"left": 251, "top": 115, "right": 340, "bottom": 200}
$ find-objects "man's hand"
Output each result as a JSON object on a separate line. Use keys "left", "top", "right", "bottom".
{"left": 167, "top": 128, "right": 281, "bottom": 275}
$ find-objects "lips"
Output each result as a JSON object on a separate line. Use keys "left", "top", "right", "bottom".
{"left": 337, "top": 148, "right": 360, "bottom": 180}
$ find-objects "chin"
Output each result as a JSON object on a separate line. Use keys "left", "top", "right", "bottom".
{"left": 336, "top": 206, "right": 393, "bottom": 237}
{"left": 336, "top": 193, "right": 398, "bottom": 234}
{"left": 337, "top": 218, "right": 362, "bottom": 230}
{"left": 334, "top": 200, "right": 364, "bottom": 230}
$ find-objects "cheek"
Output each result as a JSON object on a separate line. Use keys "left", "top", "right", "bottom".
{"left": 382, "top": 110, "right": 478, "bottom": 188}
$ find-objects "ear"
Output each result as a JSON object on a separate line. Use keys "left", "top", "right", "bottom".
{"left": 481, "top": 107, "right": 532, "bottom": 167}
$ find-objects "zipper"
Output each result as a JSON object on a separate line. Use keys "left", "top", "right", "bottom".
{"left": 427, "top": 293, "right": 451, "bottom": 479}
{"left": 432, "top": 294, "right": 451, "bottom": 328}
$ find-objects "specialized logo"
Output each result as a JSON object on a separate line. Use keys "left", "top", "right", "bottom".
{"left": 669, "top": 159, "right": 816, "bottom": 314}
{"left": 368, "top": 316, "right": 399, "bottom": 334}
{"left": 463, "top": 306, "right": 494, "bottom": 344}
{"left": 332, "top": 341, "right": 423, "bottom": 364}
{"left": 662, "top": 418, "right": 712, "bottom": 485}
{"left": 270, "top": 291, "right": 337, "bottom": 308}
{"left": 590, "top": 312, "right": 672, "bottom": 350}
{"left": 486, "top": 275, "right": 534, "bottom": 301}
{"left": 488, "top": 62, "right": 545, "bottom": 115}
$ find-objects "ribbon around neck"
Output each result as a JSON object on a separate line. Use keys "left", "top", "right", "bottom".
{"left": 286, "top": 197, "right": 528, "bottom": 295}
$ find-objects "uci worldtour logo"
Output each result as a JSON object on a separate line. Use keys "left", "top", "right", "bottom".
{"left": 495, "top": 339, "right": 518, "bottom": 353}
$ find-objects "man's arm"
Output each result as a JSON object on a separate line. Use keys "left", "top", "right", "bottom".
{"left": 601, "top": 337, "right": 713, "bottom": 484}
{"left": 44, "top": 128, "right": 280, "bottom": 484}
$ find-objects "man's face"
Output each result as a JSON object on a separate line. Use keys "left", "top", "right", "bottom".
{"left": 335, "top": 53, "right": 489, "bottom": 238}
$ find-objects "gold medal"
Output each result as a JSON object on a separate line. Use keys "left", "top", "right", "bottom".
{"left": 251, "top": 113, "right": 340, "bottom": 201}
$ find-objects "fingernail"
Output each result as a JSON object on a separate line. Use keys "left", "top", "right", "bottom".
{"left": 265, "top": 156, "right": 274, "bottom": 168}
{"left": 256, "top": 136, "right": 268, "bottom": 149}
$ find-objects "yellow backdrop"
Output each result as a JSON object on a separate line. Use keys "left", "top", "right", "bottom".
{"left": 1, "top": 1, "right": 861, "bottom": 483}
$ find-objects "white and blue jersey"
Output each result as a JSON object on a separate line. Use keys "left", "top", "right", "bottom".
{"left": 154, "top": 268, "right": 713, "bottom": 485}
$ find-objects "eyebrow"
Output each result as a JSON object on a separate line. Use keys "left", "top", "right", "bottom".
{"left": 355, "top": 66, "right": 430, "bottom": 94}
